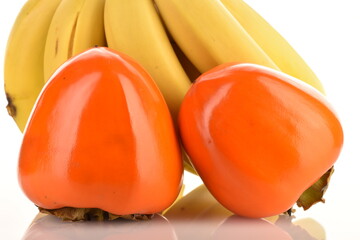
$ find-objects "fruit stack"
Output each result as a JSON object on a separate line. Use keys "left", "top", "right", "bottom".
{"left": 4, "top": 0, "right": 343, "bottom": 221}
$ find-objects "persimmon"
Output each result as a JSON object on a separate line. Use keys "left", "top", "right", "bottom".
{"left": 179, "top": 63, "right": 343, "bottom": 218}
{"left": 18, "top": 47, "right": 183, "bottom": 220}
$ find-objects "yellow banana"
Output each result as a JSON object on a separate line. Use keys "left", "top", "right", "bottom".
{"left": 104, "top": 0, "right": 191, "bottom": 119}
{"left": 4, "top": 0, "right": 63, "bottom": 132}
{"left": 165, "top": 184, "right": 233, "bottom": 239}
{"left": 220, "top": 0, "right": 324, "bottom": 93}
{"left": 43, "top": 0, "right": 106, "bottom": 82}
{"left": 165, "top": 184, "right": 232, "bottom": 221}
{"left": 154, "top": 0, "right": 279, "bottom": 73}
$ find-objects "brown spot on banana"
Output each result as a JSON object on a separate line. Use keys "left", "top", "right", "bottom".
{"left": 55, "top": 38, "right": 59, "bottom": 56}
{"left": 5, "top": 92, "right": 16, "bottom": 117}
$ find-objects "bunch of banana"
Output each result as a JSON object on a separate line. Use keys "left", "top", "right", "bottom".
{"left": 5, "top": 0, "right": 324, "bottom": 173}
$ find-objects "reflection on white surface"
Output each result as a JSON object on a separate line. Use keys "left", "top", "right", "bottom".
{"left": 211, "top": 216, "right": 293, "bottom": 240}
{"left": 21, "top": 184, "right": 325, "bottom": 240}
{"left": 22, "top": 214, "right": 177, "bottom": 240}
{"left": 22, "top": 213, "right": 324, "bottom": 240}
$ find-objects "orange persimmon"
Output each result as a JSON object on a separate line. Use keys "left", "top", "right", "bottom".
{"left": 18, "top": 47, "right": 183, "bottom": 220}
{"left": 179, "top": 63, "right": 343, "bottom": 218}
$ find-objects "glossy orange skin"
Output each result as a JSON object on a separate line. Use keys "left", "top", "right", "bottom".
{"left": 18, "top": 47, "right": 183, "bottom": 215}
{"left": 179, "top": 63, "right": 343, "bottom": 218}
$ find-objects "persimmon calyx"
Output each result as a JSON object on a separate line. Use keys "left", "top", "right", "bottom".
{"left": 38, "top": 207, "right": 154, "bottom": 222}
{"left": 296, "top": 166, "right": 334, "bottom": 210}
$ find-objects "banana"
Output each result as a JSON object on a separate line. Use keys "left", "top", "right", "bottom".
{"left": 43, "top": 0, "right": 106, "bottom": 82}
{"left": 220, "top": 0, "right": 324, "bottom": 93}
{"left": 104, "top": 0, "right": 191, "bottom": 119}
{"left": 165, "top": 184, "right": 232, "bottom": 221}
{"left": 154, "top": 0, "right": 279, "bottom": 74}
{"left": 165, "top": 184, "right": 233, "bottom": 240}
{"left": 4, "top": 0, "right": 63, "bottom": 132}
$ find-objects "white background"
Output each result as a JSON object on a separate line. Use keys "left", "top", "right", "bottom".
{"left": 0, "top": 0, "right": 359, "bottom": 239}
